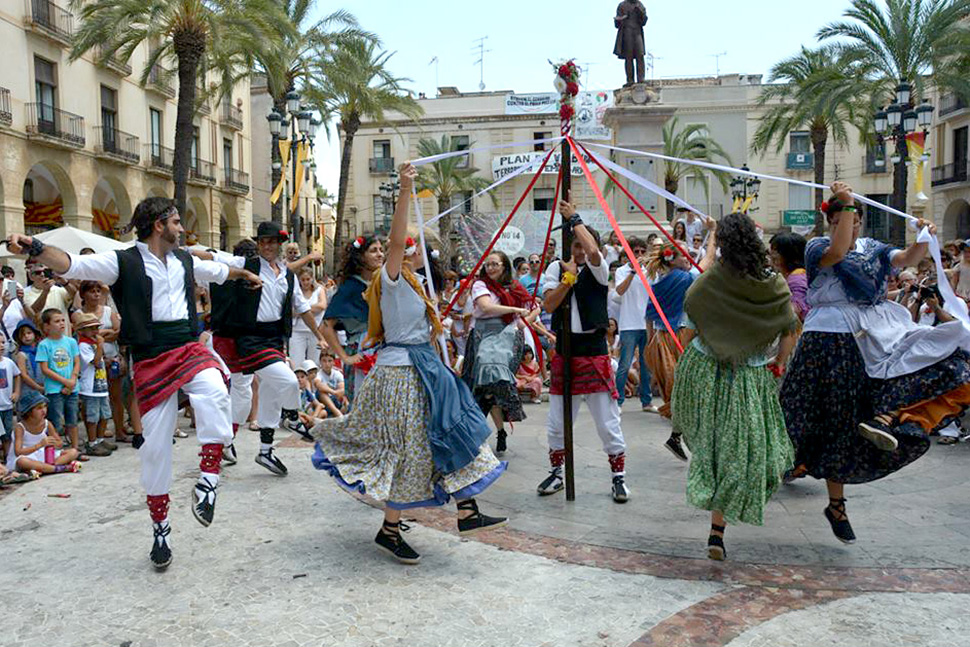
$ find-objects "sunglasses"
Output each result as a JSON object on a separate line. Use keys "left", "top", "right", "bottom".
{"left": 529, "top": 260, "right": 541, "bottom": 264}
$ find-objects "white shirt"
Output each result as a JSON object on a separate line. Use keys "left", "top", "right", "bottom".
{"left": 225, "top": 256, "right": 311, "bottom": 322}
{"left": 541, "top": 257, "right": 610, "bottom": 334}
{"left": 293, "top": 285, "right": 325, "bottom": 332}
{"left": 62, "top": 242, "right": 230, "bottom": 322}
{"left": 319, "top": 367, "right": 344, "bottom": 390}
{"left": 614, "top": 263, "right": 649, "bottom": 331}
{"left": 471, "top": 280, "right": 504, "bottom": 320}
{"left": 676, "top": 217, "right": 704, "bottom": 242}
{"left": 0, "top": 357, "right": 20, "bottom": 410}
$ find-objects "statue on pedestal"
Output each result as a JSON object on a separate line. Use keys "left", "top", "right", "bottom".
{"left": 613, "top": 0, "right": 647, "bottom": 86}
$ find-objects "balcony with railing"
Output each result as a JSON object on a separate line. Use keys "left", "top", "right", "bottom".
{"left": 145, "top": 144, "right": 174, "bottom": 174}
{"left": 96, "top": 46, "right": 131, "bottom": 77}
{"left": 189, "top": 159, "right": 216, "bottom": 185}
{"left": 932, "top": 160, "right": 969, "bottom": 187}
{"left": 369, "top": 157, "right": 395, "bottom": 173}
{"left": 147, "top": 65, "right": 175, "bottom": 99}
{"left": 221, "top": 102, "right": 243, "bottom": 130}
{"left": 939, "top": 93, "right": 969, "bottom": 119}
{"left": 862, "top": 153, "right": 890, "bottom": 175}
{"left": 223, "top": 168, "right": 250, "bottom": 195}
{"left": 786, "top": 151, "right": 814, "bottom": 170}
{"left": 95, "top": 127, "right": 140, "bottom": 164}
{"left": 0, "top": 87, "right": 11, "bottom": 127}
{"left": 26, "top": 103, "right": 85, "bottom": 148}
{"left": 24, "top": 0, "right": 73, "bottom": 45}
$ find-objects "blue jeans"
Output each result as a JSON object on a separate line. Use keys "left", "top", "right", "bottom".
{"left": 47, "top": 392, "right": 79, "bottom": 432}
{"left": 616, "top": 329, "right": 652, "bottom": 406}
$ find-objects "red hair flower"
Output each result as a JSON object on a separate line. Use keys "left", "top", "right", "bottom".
{"left": 819, "top": 201, "right": 829, "bottom": 214}
{"left": 352, "top": 236, "right": 364, "bottom": 249}
{"left": 559, "top": 104, "right": 575, "bottom": 120}
{"left": 662, "top": 248, "right": 675, "bottom": 259}
{"left": 566, "top": 81, "right": 579, "bottom": 96}
{"left": 405, "top": 236, "right": 415, "bottom": 248}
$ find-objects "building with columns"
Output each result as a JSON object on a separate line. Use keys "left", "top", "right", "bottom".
{"left": 0, "top": 0, "right": 254, "bottom": 249}
{"left": 931, "top": 90, "right": 970, "bottom": 241}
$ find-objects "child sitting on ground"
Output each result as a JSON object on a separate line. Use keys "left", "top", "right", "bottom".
{"left": 515, "top": 346, "right": 543, "bottom": 404}
{"left": 310, "top": 354, "right": 348, "bottom": 415}
{"left": 295, "top": 366, "right": 326, "bottom": 425}
{"left": 76, "top": 312, "right": 116, "bottom": 457}
{"left": 6, "top": 390, "right": 80, "bottom": 476}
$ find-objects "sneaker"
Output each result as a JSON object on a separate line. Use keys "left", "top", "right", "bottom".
{"left": 150, "top": 522, "right": 172, "bottom": 570}
{"left": 374, "top": 528, "right": 421, "bottom": 565}
{"left": 174, "top": 429, "right": 189, "bottom": 439}
{"left": 84, "top": 442, "right": 112, "bottom": 457}
{"left": 858, "top": 419, "right": 899, "bottom": 452}
{"left": 664, "top": 434, "right": 688, "bottom": 462}
{"left": 282, "top": 416, "right": 314, "bottom": 442}
{"left": 255, "top": 449, "right": 288, "bottom": 476}
{"left": 191, "top": 478, "right": 217, "bottom": 527}
{"left": 495, "top": 429, "right": 507, "bottom": 455}
{"left": 222, "top": 443, "right": 238, "bottom": 466}
{"left": 642, "top": 404, "right": 660, "bottom": 414}
{"left": 611, "top": 475, "right": 630, "bottom": 503}
{"left": 536, "top": 466, "right": 564, "bottom": 496}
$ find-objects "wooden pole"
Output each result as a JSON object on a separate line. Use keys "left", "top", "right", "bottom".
{"left": 560, "top": 136, "right": 575, "bottom": 502}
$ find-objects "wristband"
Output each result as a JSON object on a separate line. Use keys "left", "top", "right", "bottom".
{"left": 561, "top": 271, "right": 577, "bottom": 287}
{"left": 26, "top": 238, "right": 45, "bottom": 257}
{"left": 567, "top": 215, "right": 584, "bottom": 228}
{"left": 841, "top": 205, "right": 859, "bottom": 213}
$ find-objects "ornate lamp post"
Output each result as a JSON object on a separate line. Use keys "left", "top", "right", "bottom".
{"left": 730, "top": 164, "right": 761, "bottom": 213}
{"left": 267, "top": 90, "right": 320, "bottom": 236}
{"left": 378, "top": 170, "right": 400, "bottom": 236}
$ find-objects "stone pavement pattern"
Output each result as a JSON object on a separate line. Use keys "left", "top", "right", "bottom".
{"left": 1, "top": 399, "right": 968, "bottom": 646}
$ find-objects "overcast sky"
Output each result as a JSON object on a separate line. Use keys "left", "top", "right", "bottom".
{"left": 308, "top": 0, "right": 857, "bottom": 193}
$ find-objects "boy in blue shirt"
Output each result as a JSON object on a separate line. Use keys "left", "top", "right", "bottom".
{"left": 37, "top": 308, "right": 82, "bottom": 457}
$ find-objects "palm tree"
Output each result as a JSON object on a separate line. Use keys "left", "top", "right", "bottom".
{"left": 70, "top": 0, "right": 291, "bottom": 217}
{"left": 661, "top": 117, "right": 733, "bottom": 220}
{"left": 253, "top": 3, "right": 374, "bottom": 221}
{"left": 415, "top": 135, "right": 497, "bottom": 265}
{"left": 751, "top": 45, "right": 867, "bottom": 233}
{"left": 304, "top": 37, "right": 422, "bottom": 253}
{"left": 316, "top": 186, "right": 335, "bottom": 207}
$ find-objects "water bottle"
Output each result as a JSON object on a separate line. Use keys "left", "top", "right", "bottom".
{"left": 44, "top": 445, "right": 55, "bottom": 464}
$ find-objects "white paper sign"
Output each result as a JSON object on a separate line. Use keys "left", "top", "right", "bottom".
{"left": 494, "top": 225, "right": 526, "bottom": 256}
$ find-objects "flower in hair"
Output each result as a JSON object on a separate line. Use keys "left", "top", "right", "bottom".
{"left": 405, "top": 237, "right": 415, "bottom": 248}
{"left": 819, "top": 201, "right": 829, "bottom": 214}
{"left": 662, "top": 248, "right": 675, "bottom": 259}
{"left": 431, "top": 249, "right": 440, "bottom": 260}
{"left": 352, "top": 237, "right": 364, "bottom": 249}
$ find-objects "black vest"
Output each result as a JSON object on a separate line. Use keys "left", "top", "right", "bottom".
{"left": 210, "top": 257, "right": 295, "bottom": 338}
{"left": 110, "top": 247, "right": 198, "bottom": 349}
{"left": 550, "top": 262, "right": 609, "bottom": 335}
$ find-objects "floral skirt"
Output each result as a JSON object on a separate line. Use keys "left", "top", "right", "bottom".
{"left": 672, "top": 346, "right": 794, "bottom": 526}
{"left": 311, "top": 365, "right": 505, "bottom": 509}
{"left": 779, "top": 332, "right": 970, "bottom": 484}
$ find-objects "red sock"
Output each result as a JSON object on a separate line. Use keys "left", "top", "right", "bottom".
{"left": 549, "top": 448, "right": 566, "bottom": 468}
{"left": 199, "top": 443, "right": 223, "bottom": 474}
{"left": 608, "top": 452, "right": 626, "bottom": 475}
{"left": 232, "top": 423, "right": 238, "bottom": 438}
{"left": 146, "top": 494, "right": 170, "bottom": 523}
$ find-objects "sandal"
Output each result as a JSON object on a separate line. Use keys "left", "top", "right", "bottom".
{"left": 2, "top": 471, "right": 36, "bottom": 484}
{"left": 707, "top": 523, "right": 726, "bottom": 561}
{"left": 374, "top": 520, "right": 421, "bottom": 564}
{"left": 824, "top": 497, "right": 856, "bottom": 544}
{"left": 938, "top": 435, "right": 960, "bottom": 445}
{"left": 456, "top": 499, "right": 507, "bottom": 535}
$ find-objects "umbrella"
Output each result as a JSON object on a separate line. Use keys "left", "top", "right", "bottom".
{"left": 0, "top": 226, "right": 134, "bottom": 258}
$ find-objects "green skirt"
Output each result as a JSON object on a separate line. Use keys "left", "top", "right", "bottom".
{"left": 671, "top": 345, "right": 794, "bottom": 526}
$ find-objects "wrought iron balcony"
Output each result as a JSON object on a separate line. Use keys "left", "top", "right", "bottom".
{"left": 786, "top": 152, "right": 814, "bottom": 170}
{"left": 95, "top": 127, "right": 140, "bottom": 164}
{"left": 26, "top": 103, "right": 84, "bottom": 148}
{"left": 939, "top": 93, "right": 968, "bottom": 118}
{"left": 369, "top": 157, "right": 395, "bottom": 173}
{"left": 189, "top": 159, "right": 216, "bottom": 185}
{"left": 25, "top": 0, "right": 73, "bottom": 44}
{"left": 862, "top": 154, "right": 889, "bottom": 175}
{"left": 147, "top": 65, "right": 175, "bottom": 99}
{"left": 223, "top": 168, "right": 250, "bottom": 194}
{"left": 0, "top": 87, "right": 11, "bottom": 127}
{"left": 221, "top": 102, "right": 243, "bottom": 130}
{"left": 932, "top": 161, "right": 969, "bottom": 187}
{"left": 146, "top": 144, "right": 174, "bottom": 173}
{"left": 96, "top": 46, "right": 131, "bottom": 77}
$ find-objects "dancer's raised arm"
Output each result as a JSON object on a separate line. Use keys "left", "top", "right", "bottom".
{"left": 384, "top": 162, "right": 418, "bottom": 281}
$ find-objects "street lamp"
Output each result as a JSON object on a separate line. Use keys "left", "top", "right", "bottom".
{"left": 731, "top": 164, "right": 760, "bottom": 213}
{"left": 872, "top": 78, "right": 934, "bottom": 245}
{"left": 378, "top": 169, "right": 400, "bottom": 235}
{"left": 267, "top": 91, "right": 319, "bottom": 232}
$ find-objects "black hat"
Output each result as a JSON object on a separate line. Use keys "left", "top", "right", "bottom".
{"left": 255, "top": 222, "right": 288, "bottom": 242}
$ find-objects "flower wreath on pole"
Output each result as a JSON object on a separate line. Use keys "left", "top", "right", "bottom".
{"left": 552, "top": 59, "right": 580, "bottom": 136}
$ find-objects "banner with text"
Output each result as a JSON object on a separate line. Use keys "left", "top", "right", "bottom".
{"left": 491, "top": 150, "right": 599, "bottom": 181}
{"left": 505, "top": 91, "right": 614, "bottom": 140}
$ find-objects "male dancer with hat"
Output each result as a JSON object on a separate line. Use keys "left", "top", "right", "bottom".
{"left": 210, "top": 222, "right": 327, "bottom": 476}
{"left": 6, "top": 197, "right": 261, "bottom": 569}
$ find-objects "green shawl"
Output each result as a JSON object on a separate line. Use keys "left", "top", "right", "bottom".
{"left": 683, "top": 263, "right": 799, "bottom": 364}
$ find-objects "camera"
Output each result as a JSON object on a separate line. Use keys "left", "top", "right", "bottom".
{"left": 43, "top": 268, "right": 54, "bottom": 280}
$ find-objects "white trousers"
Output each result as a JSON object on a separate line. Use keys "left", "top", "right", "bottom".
{"left": 230, "top": 372, "right": 254, "bottom": 425}
{"left": 288, "top": 330, "right": 319, "bottom": 366}
{"left": 139, "top": 367, "right": 232, "bottom": 496}
{"left": 546, "top": 392, "right": 626, "bottom": 456}
{"left": 255, "top": 360, "right": 300, "bottom": 429}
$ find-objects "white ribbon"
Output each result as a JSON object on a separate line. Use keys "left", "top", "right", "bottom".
{"left": 412, "top": 135, "right": 565, "bottom": 166}
{"left": 412, "top": 186, "right": 452, "bottom": 365}
{"left": 918, "top": 226, "right": 970, "bottom": 328}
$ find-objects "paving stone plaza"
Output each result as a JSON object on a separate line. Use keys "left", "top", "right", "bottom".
{"left": 2, "top": 401, "right": 968, "bottom": 647}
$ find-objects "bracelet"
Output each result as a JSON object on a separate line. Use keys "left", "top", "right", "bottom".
{"left": 26, "top": 238, "right": 45, "bottom": 257}
{"left": 561, "top": 271, "right": 578, "bottom": 287}
{"left": 568, "top": 215, "right": 584, "bottom": 228}
{"left": 841, "top": 205, "right": 859, "bottom": 213}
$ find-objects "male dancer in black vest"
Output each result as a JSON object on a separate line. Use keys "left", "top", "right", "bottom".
{"left": 7, "top": 197, "right": 261, "bottom": 569}
{"left": 215, "top": 222, "right": 326, "bottom": 476}
{"left": 537, "top": 198, "right": 629, "bottom": 502}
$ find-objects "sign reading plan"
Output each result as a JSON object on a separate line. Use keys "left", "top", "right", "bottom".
{"left": 491, "top": 151, "right": 598, "bottom": 181}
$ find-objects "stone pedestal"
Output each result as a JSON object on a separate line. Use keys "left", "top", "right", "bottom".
{"left": 602, "top": 83, "right": 676, "bottom": 238}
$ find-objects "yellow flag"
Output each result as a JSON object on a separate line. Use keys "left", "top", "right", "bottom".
{"left": 270, "top": 140, "right": 291, "bottom": 205}
{"left": 290, "top": 141, "right": 309, "bottom": 214}
{"left": 740, "top": 195, "right": 755, "bottom": 214}
{"left": 731, "top": 196, "right": 742, "bottom": 213}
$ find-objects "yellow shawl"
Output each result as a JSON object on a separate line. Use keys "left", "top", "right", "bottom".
{"left": 364, "top": 264, "right": 444, "bottom": 346}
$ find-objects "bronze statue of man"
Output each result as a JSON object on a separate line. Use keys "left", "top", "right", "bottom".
{"left": 613, "top": 0, "right": 647, "bottom": 86}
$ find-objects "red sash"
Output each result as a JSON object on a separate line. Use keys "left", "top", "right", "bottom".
{"left": 133, "top": 342, "right": 222, "bottom": 413}
{"left": 549, "top": 354, "right": 617, "bottom": 398}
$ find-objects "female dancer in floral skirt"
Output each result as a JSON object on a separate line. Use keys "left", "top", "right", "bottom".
{"left": 311, "top": 163, "right": 507, "bottom": 564}
{"left": 672, "top": 212, "right": 799, "bottom": 560}
{"left": 781, "top": 181, "right": 970, "bottom": 544}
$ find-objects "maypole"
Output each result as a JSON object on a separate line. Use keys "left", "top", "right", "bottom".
{"left": 555, "top": 59, "right": 580, "bottom": 501}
